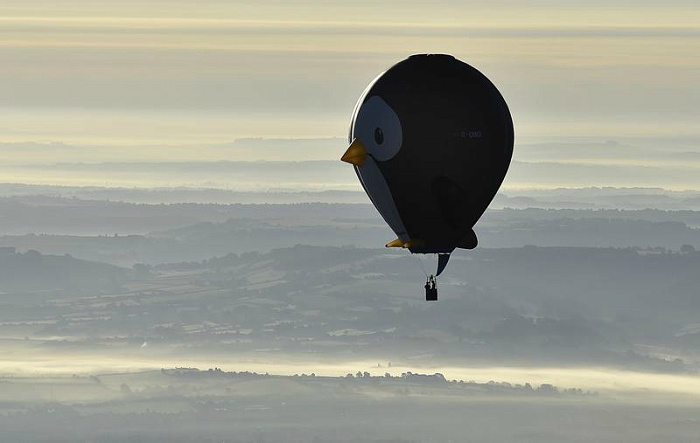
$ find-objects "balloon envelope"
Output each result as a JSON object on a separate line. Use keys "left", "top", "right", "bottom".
{"left": 343, "top": 54, "right": 514, "bottom": 254}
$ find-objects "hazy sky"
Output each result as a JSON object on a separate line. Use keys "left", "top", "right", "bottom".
{"left": 1, "top": 0, "right": 698, "bottom": 150}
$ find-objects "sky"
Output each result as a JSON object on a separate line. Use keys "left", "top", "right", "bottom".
{"left": 1, "top": 0, "right": 698, "bottom": 149}
{"left": 0, "top": 0, "right": 699, "bottom": 191}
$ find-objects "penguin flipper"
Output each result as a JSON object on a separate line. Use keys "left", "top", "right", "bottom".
{"left": 456, "top": 229, "right": 478, "bottom": 250}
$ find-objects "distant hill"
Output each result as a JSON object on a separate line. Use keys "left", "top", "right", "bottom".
{"left": 0, "top": 248, "right": 130, "bottom": 295}
{"left": 3, "top": 201, "right": 700, "bottom": 266}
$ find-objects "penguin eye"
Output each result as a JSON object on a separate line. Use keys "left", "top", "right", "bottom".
{"left": 351, "top": 95, "right": 403, "bottom": 162}
{"left": 374, "top": 127, "right": 384, "bottom": 145}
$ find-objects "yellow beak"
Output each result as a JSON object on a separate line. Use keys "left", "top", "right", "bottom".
{"left": 341, "top": 138, "right": 368, "bottom": 166}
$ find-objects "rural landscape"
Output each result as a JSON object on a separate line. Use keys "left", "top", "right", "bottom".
{"left": 2, "top": 178, "right": 700, "bottom": 441}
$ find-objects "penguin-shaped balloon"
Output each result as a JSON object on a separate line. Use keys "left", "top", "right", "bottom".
{"left": 341, "top": 54, "right": 513, "bottom": 283}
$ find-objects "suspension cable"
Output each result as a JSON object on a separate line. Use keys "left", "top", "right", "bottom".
{"left": 409, "top": 253, "right": 430, "bottom": 278}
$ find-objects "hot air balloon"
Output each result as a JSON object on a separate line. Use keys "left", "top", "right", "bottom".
{"left": 341, "top": 54, "right": 514, "bottom": 300}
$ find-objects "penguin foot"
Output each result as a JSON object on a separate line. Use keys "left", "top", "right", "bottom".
{"left": 385, "top": 238, "right": 404, "bottom": 248}
{"left": 385, "top": 238, "right": 426, "bottom": 249}
{"left": 403, "top": 239, "right": 425, "bottom": 249}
